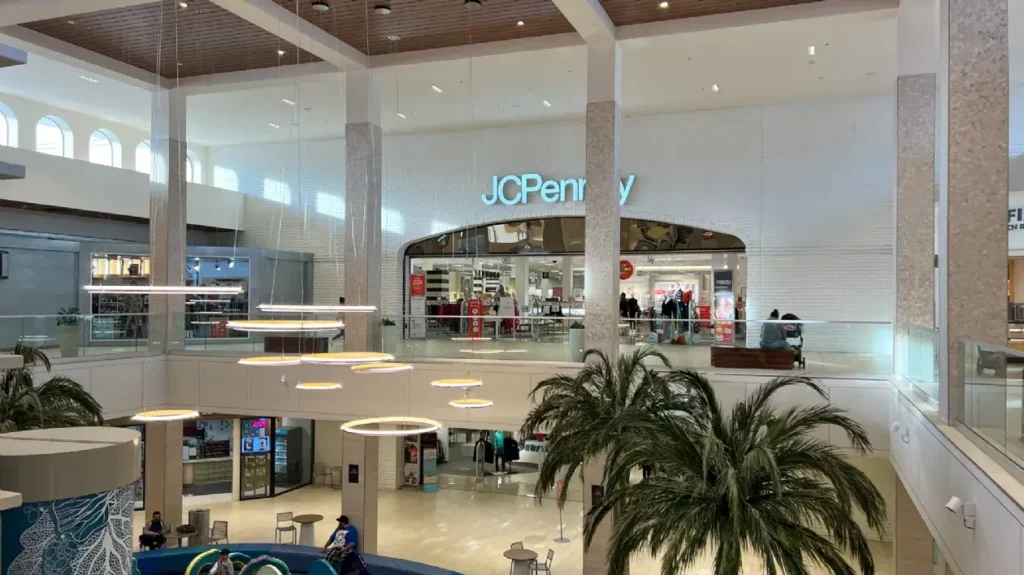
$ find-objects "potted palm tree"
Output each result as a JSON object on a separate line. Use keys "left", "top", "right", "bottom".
{"left": 381, "top": 317, "right": 400, "bottom": 354}
{"left": 0, "top": 344, "right": 104, "bottom": 432}
{"left": 585, "top": 371, "right": 887, "bottom": 575}
{"left": 56, "top": 307, "right": 81, "bottom": 358}
{"left": 521, "top": 347, "right": 691, "bottom": 572}
{"left": 568, "top": 321, "right": 585, "bottom": 362}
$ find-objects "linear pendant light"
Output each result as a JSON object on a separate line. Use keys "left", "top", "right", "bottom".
{"left": 238, "top": 356, "right": 301, "bottom": 366}
{"left": 84, "top": 285, "right": 243, "bottom": 295}
{"left": 226, "top": 320, "right": 343, "bottom": 332}
{"left": 301, "top": 352, "right": 394, "bottom": 365}
{"left": 258, "top": 304, "right": 377, "bottom": 313}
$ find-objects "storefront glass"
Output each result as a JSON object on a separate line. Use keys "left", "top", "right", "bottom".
{"left": 184, "top": 256, "right": 250, "bottom": 340}
{"left": 274, "top": 417, "right": 313, "bottom": 495}
{"left": 89, "top": 253, "right": 151, "bottom": 342}
{"left": 240, "top": 417, "right": 272, "bottom": 500}
{"left": 183, "top": 418, "right": 233, "bottom": 497}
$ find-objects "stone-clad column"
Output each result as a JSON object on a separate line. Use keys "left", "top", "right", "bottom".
{"left": 584, "top": 41, "right": 622, "bottom": 361}
{"left": 341, "top": 431, "right": 378, "bottom": 554}
{"left": 895, "top": 0, "right": 937, "bottom": 387}
{"left": 144, "top": 421, "right": 184, "bottom": 528}
{"left": 149, "top": 87, "right": 187, "bottom": 353}
{"left": 938, "top": 0, "right": 1008, "bottom": 423}
{"left": 344, "top": 70, "right": 382, "bottom": 352}
{"left": 583, "top": 40, "right": 622, "bottom": 575}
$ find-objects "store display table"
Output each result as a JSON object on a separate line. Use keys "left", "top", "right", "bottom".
{"left": 503, "top": 549, "right": 537, "bottom": 575}
{"left": 292, "top": 514, "right": 324, "bottom": 547}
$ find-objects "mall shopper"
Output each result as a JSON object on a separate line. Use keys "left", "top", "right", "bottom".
{"left": 139, "top": 511, "right": 169, "bottom": 550}
{"left": 210, "top": 549, "right": 235, "bottom": 575}
{"left": 324, "top": 515, "right": 363, "bottom": 574}
{"left": 759, "top": 309, "right": 791, "bottom": 350}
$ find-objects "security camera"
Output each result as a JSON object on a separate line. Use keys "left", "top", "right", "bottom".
{"left": 946, "top": 496, "right": 963, "bottom": 513}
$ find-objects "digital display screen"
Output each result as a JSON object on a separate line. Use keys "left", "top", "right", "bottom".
{"left": 242, "top": 436, "right": 270, "bottom": 454}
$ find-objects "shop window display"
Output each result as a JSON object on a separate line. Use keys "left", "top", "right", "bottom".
{"left": 240, "top": 417, "right": 314, "bottom": 499}
{"left": 184, "top": 256, "right": 250, "bottom": 340}
{"left": 183, "top": 419, "right": 233, "bottom": 497}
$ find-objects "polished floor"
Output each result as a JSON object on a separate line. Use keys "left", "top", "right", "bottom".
{"left": 135, "top": 485, "right": 893, "bottom": 575}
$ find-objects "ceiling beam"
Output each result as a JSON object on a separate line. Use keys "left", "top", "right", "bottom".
{"left": 550, "top": 0, "right": 616, "bottom": 44}
{"left": 0, "top": 26, "right": 162, "bottom": 90}
{"left": 369, "top": 33, "right": 584, "bottom": 68}
{"left": 175, "top": 61, "right": 338, "bottom": 95}
{"left": 210, "top": 0, "right": 366, "bottom": 71}
{"left": 0, "top": 0, "right": 156, "bottom": 27}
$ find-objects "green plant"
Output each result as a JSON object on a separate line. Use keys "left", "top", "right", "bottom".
{"left": 570, "top": 321, "right": 584, "bottom": 330}
{"left": 520, "top": 347, "right": 690, "bottom": 572}
{"left": 586, "top": 372, "right": 886, "bottom": 575}
{"left": 0, "top": 344, "right": 104, "bottom": 433}
{"left": 381, "top": 318, "right": 396, "bottom": 326}
{"left": 56, "top": 307, "right": 80, "bottom": 327}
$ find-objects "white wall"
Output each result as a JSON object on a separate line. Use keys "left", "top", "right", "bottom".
{"left": 209, "top": 94, "right": 895, "bottom": 351}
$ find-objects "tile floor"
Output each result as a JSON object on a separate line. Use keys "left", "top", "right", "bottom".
{"left": 138, "top": 485, "right": 893, "bottom": 575}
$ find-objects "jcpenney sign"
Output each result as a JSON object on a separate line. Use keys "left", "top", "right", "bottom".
{"left": 483, "top": 173, "right": 636, "bottom": 206}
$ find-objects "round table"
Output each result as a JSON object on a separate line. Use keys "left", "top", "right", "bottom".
{"left": 292, "top": 514, "right": 324, "bottom": 547}
{"left": 503, "top": 549, "right": 538, "bottom": 575}
{"left": 172, "top": 525, "right": 198, "bottom": 547}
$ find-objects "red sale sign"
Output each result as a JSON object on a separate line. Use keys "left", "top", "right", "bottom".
{"left": 410, "top": 274, "right": 426, "bottom": 297}
{"left": 468, "top": 298, "right": 484, "bottom": 339}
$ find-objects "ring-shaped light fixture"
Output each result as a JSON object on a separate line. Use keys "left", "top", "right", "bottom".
{"left": 238, "top": 356, "right": 301, "bottom": 366}
{"left": 226, "top": 319, "right": 343, "bottom": 332}
{"left": 351, "top": 362, "right": 413, "bottom": 374}
{"left": 132, "top": 409, "right": 200, "bottom": 422}
{"left": 430, "top": 378, "right": 483, "bottom": 389}
{"left": 341, "top": 416, "right": 441, "bottom": 436}
{"left": 301, "top": 352, "right": 394, "bottom": 365}
{"left": 296, "top": 381, "right": 343, "bottom": 390}
{"left": 448, "top": 398, "right": 494, "bottom": 409}
{"left": 258, "top": 304, "right": 377, "bottom": 313}
{"left": 84, "top": 285, "right": 243, "bottom": 295}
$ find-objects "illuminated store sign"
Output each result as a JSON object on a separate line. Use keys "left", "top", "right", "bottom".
{"left": 483, "top": 173, "right": 636, "bottom": 206}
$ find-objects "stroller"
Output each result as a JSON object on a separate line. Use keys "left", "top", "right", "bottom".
{"left": 780, "top": 313, "right": 806, "bottom": 369}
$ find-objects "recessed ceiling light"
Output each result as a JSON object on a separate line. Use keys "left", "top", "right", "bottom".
{"left": 79, "top": 76, "right": 99, "bottom": 84}
{"left": 431, "top": 85, "right": 443, "bottom": 94}
{"left": 396, "top": 112, "right": 407, "bottom": 119}
{"left": 269, "top": 122, "right": 280, "bottom": 129}
{"left": 658, "top": 1, "right": 669, "bottom": 8}
{"left": 464, "top": 0, "right": 482, "bottom": 8}
{"left": 66, "top": 20, "right": 75, "bottom": 25}
{"left": 387, "top": 35, "right": 401, "bottom": 41}
{"left": 374, "top": 5, "right": 392, "bottom": 14}
{"left": 543, "top": 100, "right": 551, "bottom": 107}
{"left": 808, "top": 45, "right": 816, "bottom": 56}
{"left": 711, "top": 84, "right": 719, "bottom": 92}
{"left": 179, "top": 1, "right": 188, "bottom": 7}
{"left": 312, "top": 0, "right": 330, "bottom": 11}
{"left": 282, "top": 98, "right": 296, "bottom": 105}
{"left": 517, "top": 20, "right": 524, "bottom": 26}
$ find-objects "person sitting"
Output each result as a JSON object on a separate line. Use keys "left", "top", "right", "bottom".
{"left": 210, "top": 548, "right": 235, "bottom": 575}
{"left": 759, "top": 309, "right": 791, "bottom": 350}
{"left": 323, "top": 515, "right": 361, "bottom": 575}
{"left": 139, "top": 511, "right": 168, "bottom": 550}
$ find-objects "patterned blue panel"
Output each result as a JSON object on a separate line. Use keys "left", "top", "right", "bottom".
{"left": 1, "top": 484, "right": 134, "bottom": 575}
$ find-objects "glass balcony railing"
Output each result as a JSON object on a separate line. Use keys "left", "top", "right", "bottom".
{"left": 0, "top": 312, "right": 154, "bottom": 359}
{"left": 962, "top": 340, "right": 1024, "bottom": 468}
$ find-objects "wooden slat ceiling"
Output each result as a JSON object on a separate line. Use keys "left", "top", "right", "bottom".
{"left": 23, "top": 0, "right": 320, "bottom": 78}
{"left": 599, "top": 0, "right": 821, "bottom": 27}
{"left": 270, "top": 0, "right": 575, "bottom": 56}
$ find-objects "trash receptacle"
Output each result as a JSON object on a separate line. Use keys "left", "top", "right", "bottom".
{"left": 188, "top": 508, "right": 211, "bottom": 546}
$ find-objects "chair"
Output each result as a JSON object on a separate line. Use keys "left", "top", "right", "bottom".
{"left": 510, "top": 541, "right": 523, "bottom": 549}
{"left": 313, "top": 462, "right": 333, "bottom": 486}
{"left": 275, "top": 512, "right": 297, "bottom": 544}
{"left": 530, "top": 549, "right": 554, "bottom": 574}
{"left": 209, "top": 520, "right": 229, "bottom": 544}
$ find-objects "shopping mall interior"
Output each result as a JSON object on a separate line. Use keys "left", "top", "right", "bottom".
{"left": 0, "top": 0, "right": 1021, "bottom": 574}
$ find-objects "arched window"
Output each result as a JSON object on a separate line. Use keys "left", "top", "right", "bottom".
{"left": 88, "top": 129, "right": 122, "bottom": 167}
{"left": 263, "top": 177, "right": 292, "bottom": 205}
{"left": 0, "top": 103, "right": 18, "bottom": 147}
{"left": 213, "top": 165, "right": 238, "bottom": 191}
{"left": 36, "top": 115, "right": 73, "bottom": 158}
{"left": 186, "top": 150, "right": 201, "bottom": 184}
{"left": 136, "top": 141, "right": 152, "bottom": 175}
{"left": 185, "top": 156, "right": 194, "bottom": 183}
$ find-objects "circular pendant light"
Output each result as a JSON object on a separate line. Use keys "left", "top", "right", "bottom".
{"left": 296, "top": 381, "right": 343, "bottom": 390}
{"left": 84, "top": 285, "right": 243, "bottom": 295}
{"left": 238, "top": 356, "right": 301, "bottom": 366}
{"left": 449, "top": 398, "right": 494, "bottom": 409}
{"left": 351, "top": 362, "right": 413, "bottom": 374}
{"left": 341, "top": 416, "right": 441, "bottom": 436}
{"left": 301, "top": 352, "right": 394, "bottom": 365}
{"left": 430, "top": 378, "right": 482, "bottom": 389}
{"left": 132, "top": 409, "right": 200, "bottom": 422}
{"left": 258, "top": 304, "right": 377, "bottom": 314}
{"left": 226, "top": 319, "right": 343, "bottom": 332}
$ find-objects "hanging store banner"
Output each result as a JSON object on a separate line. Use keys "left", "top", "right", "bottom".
{"left": 409, "top": 274, "right": 426, "bottom": 297}
{"left": 468, "top": 298, "right": 484, "bottom": 339}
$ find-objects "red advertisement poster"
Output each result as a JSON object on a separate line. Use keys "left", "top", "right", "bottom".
{"left": 619, "top": 260, "right": 634, "bottom": 280}
{"left": 409, "top": 274, "right": 426, "bottom": 297}
{"left": 697, "top": 305, "right": 712, "bottom": 328}
{"left": 468, "top": 298, "right": 484, "bottom": 338}
{"left": 552, "top": 287, "right": 563, "bottom": 298}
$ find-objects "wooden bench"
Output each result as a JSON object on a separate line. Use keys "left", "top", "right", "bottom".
{"left": 710, "top": 346, "right": 794, "bottom": 370}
